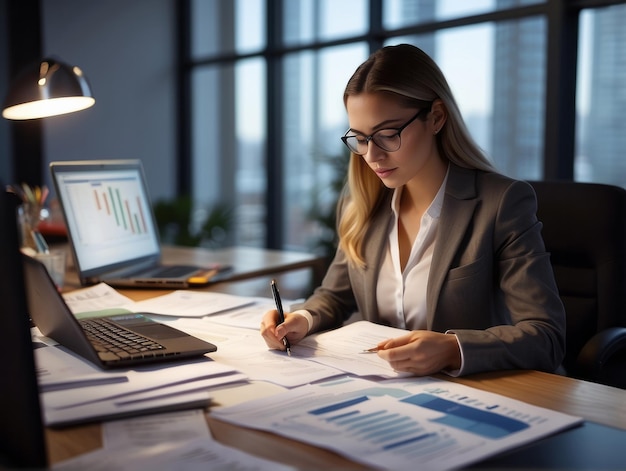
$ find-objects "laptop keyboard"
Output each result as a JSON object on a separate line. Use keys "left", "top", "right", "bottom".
{"left": 80, "top": 318, "right": 165, "bottom": 362}
{"left": 151, "top": 265, "right": 197, "bottom": 278}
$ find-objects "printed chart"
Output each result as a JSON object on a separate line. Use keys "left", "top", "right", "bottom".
{"left": 212, "top": 376, "right": 581, "bottom": 470}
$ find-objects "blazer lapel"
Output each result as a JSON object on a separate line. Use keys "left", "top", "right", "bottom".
{"left": 426, "top": 164, "right": 479, "bottom": 327}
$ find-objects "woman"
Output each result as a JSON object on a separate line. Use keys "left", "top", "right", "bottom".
{"left": 261, "top": 43, "right": 565, "bottom": 376}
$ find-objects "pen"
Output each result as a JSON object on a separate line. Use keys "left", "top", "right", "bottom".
{"left": 361, "top": 347, "right": 381, "bottom": 354}
{"left": 31, "top": 230, "right": 50, "bottom": 254}
{"left": 270, "top": 279, "right": 291, "bottom": 356}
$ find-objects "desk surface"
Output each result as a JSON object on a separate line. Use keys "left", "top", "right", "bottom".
{"left": 162, "top": 245, "right": 327, "bottom": 283}
{"left": 60, "top": 244, "right": 327, "bottom": 298}
{"left": 46, "top": 370, "right": 626, "bottom": 468}
{"left": 47, "top": 246, "right": 626, "bottom": 469}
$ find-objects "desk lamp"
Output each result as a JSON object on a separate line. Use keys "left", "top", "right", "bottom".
{"left": 2, "top": 57, "right": 95, "bottom": 120}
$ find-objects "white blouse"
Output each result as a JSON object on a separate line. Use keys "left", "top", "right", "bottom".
{"left": 377, "top": 171, "right": 448, "bottom": 330}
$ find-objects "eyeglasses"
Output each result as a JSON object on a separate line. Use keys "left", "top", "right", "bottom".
{"left": 341, "top": 106, "right": 431, "bottom": 156}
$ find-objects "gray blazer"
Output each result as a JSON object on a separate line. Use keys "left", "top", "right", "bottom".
{"left": 298, "top": 163, "right": 566, "bottom": 375}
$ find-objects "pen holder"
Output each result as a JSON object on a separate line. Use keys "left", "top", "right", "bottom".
{"left": 32, "top": 250, "right": 66, "bottom": 290}
{"left": 17, "top": 202, "right": 43, "bottom": 251}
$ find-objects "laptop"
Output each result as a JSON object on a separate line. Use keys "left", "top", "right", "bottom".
{"left": 23, "top": 253, "right": 218, "bottom": 369}
{"left": 49, "top": 159, "right": 228, "bottom": 288}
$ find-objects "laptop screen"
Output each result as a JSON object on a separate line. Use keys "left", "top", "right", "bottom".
{"left": 51, "top": 161, "right": 161, "bottom": 274}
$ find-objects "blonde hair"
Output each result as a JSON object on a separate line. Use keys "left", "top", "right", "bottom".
{"left": 339, "top": 44, "right": 496, "bottom": 268}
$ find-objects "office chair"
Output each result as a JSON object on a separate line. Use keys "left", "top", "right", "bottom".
{"left": 529, "top": 180, "right": 626, "bottom": 389}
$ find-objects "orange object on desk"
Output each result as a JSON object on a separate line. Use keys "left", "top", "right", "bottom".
{"left": 38, "top": 220, "right": 68, "bottom": 238}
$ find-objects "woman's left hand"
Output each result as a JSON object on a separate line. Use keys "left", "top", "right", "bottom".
{"left": 375, "top": 331, "right": 461, "bottom": 376}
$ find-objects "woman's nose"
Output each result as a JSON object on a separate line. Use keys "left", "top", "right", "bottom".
{"left": 362, "top": 141, "right": 386, "bottom": 163}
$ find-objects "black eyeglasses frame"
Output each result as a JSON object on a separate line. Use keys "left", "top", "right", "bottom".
{"left": 341, "top": 104, "right": 433, "bottom": 156}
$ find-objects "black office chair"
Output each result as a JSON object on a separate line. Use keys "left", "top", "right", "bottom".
{"left": 529, "top": 180, "right": 626, "bottom": 389}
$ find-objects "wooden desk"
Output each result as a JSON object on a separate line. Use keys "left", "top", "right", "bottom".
{"left": 161, "top": 245, "right": 327, "bottom": 286}
{"left": 60, "top": 244, "right": 328, "bottom": 298}
{"left": 47, "top": 250, "right": 626, "bottom": 468}
{"left": 45, "top": 370, "right": 626, "bottom": 468}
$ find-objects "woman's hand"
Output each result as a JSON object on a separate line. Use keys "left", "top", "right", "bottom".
{"left": 375, "top": 331, "right": 461, "bottom": 376}
{"left": 260, "top": 309, "right": 309, "bottom": 351}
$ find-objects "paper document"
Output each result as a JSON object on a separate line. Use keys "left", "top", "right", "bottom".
{"left": 40, "top": 357, "right": 247, "bottom": 426}
{"left": 207, "top": 297, "right": 276, "bottom": 329}
{"left": 189, "top": 320, "right": 347, "bottom": 388}
{"left": 130, "top": 290, "right": 256, "bottom": 317}
{"left": 138, "top": 316, "right": 345, "bottom": 388}
{"left": 52, "top": 436, "right": 295, "bottom": 471}
{"left": 212, "top": 375, "right": 582, "bottom": 471}
{"left": 296, "top": 320, "right": 412, "bottom": 378}
{"left": 58, "top": 409, "right": 292, "bottom": 471}
{"left": 62, "top": 283, "right": 256, "bottom": 318}
{"left": 102, "top": 409, "right": 210, "bottom": 449}
{"left": 45, "top": 391, "right": 212, "bottom": 428}
{"left": 63, "top": 282, "right": 134, "bottom": 313}
{"left": 34, "top": 345, "right": 128, "bottom": 392}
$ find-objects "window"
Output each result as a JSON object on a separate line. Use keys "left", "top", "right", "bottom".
{"left": 281, "top": 44, "right": 368, "bottom": 250}
{"left": 576, "top": 4, "right": 626, "bottom": 188}
{"left": 184, "top": 0, "right": 626, "bottom": 254}
{"left": 384, "top": 0, "right": 544, "bottom": 27}
{"left": 284, "top": 0, "right": 368, "bottom": 45}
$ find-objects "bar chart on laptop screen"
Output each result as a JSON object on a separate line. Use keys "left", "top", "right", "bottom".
{"left": 65, "top": 176, "right": 153, "bottom": 246}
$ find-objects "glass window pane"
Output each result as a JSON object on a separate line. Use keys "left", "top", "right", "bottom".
{"left": 282, "top": 44, "right": 368, "bottom": 253}
{"left": 191, "top": 0, "right": 265, "bottom": 58}
{"left": 235, "top": 58, "right": 267, "bottom": 246}
{"left": 191, "top": 59, "right": 266, "bottom": 248}
{"left": 576, "top": 5, "right": 626, "bottom": 188}
{"left": 387, "top": 16, "right": 546, "bottom": 180}
{"left": 283, "top": 0, "right": 368, "bottom": 46}
{"left": 384, "top": 0, "right": 544, "bottom": 30}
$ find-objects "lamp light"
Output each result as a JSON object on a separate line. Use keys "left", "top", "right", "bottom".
{"left": 2, "top": 58, "right": 95, "bottom": 120}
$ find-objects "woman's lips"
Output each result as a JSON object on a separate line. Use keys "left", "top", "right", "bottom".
{"left": 375, "top": 167, "right": 395, "bottom": 179}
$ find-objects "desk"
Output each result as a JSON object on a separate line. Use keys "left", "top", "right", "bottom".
{"left": 45, "top": 369, "right": 626, "bottom": 468}
{"left": 47, "top": 252, "right": 626, "bottom": 469}
{"left": 60, "top": 244, "right": 328, "bottom": 298}
{"left": 162, "top": 245, "right": 327, "bottom": 287}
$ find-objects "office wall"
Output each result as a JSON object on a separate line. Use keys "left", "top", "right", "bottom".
{"left": 39, "top": 0, "right": 177, "bottom": 201}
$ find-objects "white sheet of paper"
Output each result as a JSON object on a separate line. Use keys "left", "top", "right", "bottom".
{"left": 212, "top": 375, "right": 583, "bottom": 471}
{"left": 206, "top": 298, "right": 275, "bottom": 329}
{"left": 44, "top": 391, "right": 212, "bottom": 427}
{"left": 174, "top": 319, "right": 347, "bottom": 388}
{"left": 103, "top": 409, "right": 210, "bottom": 449}
{"left": 129, "top": 290, "right": 257, "bottom": 317}
{"left": 34, "top": 345, "right": 128, "bottom": 392}
{"left": 39, "top": 354, "right": 248, "bottom": 426}
{"left": 297, "top": 320, "right": 412, "bottom": 378}
{"left": 52, "top": 436, "right": 295, "bottom": 471}
{"left": 42, "top": 359, "right": 239, "bottom": 409}
{"left": 62, "top": 282, "right": 134, "bottom": 313}
{"left": 62, "top": 284, "right": 257, "bottom": 318}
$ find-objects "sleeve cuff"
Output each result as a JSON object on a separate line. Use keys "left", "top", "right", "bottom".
{"left": 291, "top": 309, "right": 314, "bottom": 334}
{"left": 442, "top": 331, "right": 465, "bottom": 377}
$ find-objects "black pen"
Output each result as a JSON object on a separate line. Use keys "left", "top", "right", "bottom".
{"left": 270, "top": 279, "right": 291, "bottom": 356}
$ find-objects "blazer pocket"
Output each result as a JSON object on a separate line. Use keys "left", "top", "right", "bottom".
{"left": 446, "top": 258, "right": 486, "bottom": 281}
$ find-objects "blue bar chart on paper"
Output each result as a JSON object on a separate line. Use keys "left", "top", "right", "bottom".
{"left": 212, "top": 376, "right": 582, "bottom": 471}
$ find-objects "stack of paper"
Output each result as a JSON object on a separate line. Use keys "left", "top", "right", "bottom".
{"left": 36, "top": 345, "right": 247, "bottom": 426}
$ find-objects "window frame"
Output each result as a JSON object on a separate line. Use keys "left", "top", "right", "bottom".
{"left": 177, "top": 0, "right": 626, "bottom": 250}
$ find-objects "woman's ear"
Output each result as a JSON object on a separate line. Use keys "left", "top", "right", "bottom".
{"left": 430, "top": 99, "right": 447, "bottom": 135}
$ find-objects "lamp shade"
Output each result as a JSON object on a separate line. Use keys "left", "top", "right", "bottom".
{"left": 2, "top": 58, "right": 95, "bottom": 120}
